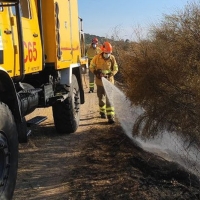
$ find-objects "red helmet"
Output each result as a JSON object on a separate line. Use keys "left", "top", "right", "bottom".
{"left": 92, "top": 37, "right": 98, "bottom": 44}
{"left": 101, "top": 42, "right": 112, "bottom": 53}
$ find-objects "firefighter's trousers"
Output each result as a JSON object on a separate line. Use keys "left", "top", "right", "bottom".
{"left": 97, "top": 85, "right": 115, "bottom": 118}
{"left": 89, "top": 70, "right": 95, "bottom": 91}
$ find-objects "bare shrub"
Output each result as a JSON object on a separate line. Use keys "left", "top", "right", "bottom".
{"left": 120, "top": 2, "right": 200, "bottom": 144}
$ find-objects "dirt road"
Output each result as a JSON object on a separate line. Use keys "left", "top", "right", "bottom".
{"left": 13, "top": 75, "right": 199, "bottom": 200}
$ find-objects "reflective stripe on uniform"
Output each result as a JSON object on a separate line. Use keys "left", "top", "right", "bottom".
{"left": 106, "top": 107, "right": 115, "bottom": 116}
{"left": 99, "top": 105, "right": 106, "bottom": 114}
{"left": 113, "top": 64, "right": 118, "bottom": 71}
{"left": 101, "top": 70, "right": 111, "bottom": 74}
{"left": 89, "top": 83, "right": 94, "bottom": 87}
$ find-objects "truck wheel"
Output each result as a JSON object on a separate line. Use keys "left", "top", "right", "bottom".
{"left": 53, "top": 74, "right": 80, "bottom": 133}
{"left": 0, "top": 102, "right": 18, "bottom": 200}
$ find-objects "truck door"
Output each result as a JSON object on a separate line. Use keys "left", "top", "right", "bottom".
{"left": 60, "top": 0, "right": 72, "bottom": 61}
{"left": 11, "top": 0, "right": 42, "bottom": 75}
{"left": 55, "top": 1, "right": 72, "bottom": 66}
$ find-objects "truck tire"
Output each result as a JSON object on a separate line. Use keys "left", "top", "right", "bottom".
{"left": 0, "top": 102, "right": 18, "bottom": 200}
{"left": 53, "top": 74, "right": 80, "bottom": 134}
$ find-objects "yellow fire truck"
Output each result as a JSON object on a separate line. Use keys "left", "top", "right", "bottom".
{"left": 0, "top": 0, "right": 87, "bottom": 199}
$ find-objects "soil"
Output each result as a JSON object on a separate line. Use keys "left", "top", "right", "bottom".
{"left": 13, "top": 75, "right": 200, "bottom": 200}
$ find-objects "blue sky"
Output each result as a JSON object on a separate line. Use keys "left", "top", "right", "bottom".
{"left": 78, "top": 0, "right": 192, "bottom": 40}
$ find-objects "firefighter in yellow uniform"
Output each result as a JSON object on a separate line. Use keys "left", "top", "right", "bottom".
{"left": 86, "top": 38, "right": 101, "bottom": 93}
{"left": 89, "top": 42, "right": 118, "bottom": 124}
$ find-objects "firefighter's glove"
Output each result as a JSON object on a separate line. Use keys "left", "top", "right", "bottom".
{"left": 94, "top": 69, "right": 104, "bottom": 79}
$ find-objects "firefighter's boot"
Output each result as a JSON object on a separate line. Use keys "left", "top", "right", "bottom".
{"left": 89, "top": 88, "right": 94, "bottom": 93}
{"left": 100, "top": 112, "right": 106, "bottom": 119}
{"left": 108, "top": 116, "right": 115, "bottom": 124}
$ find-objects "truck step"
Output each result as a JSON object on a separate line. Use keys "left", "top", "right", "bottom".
{"left": 27, "top": 116, "right": 47, "bottom": 127}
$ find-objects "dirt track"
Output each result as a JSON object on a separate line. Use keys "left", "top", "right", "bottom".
{"left": 13, "top": 75, "right": 200, "bottom": 200}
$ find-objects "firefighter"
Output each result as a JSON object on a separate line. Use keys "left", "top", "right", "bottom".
{"left": 86, "top": 37, "right": 101, "bottom": 93}
{"left": 89, "top": 41, "right": 118, "bottom": 124}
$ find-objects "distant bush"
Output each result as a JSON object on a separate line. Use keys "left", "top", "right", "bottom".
{"left": 84, "top": 33, "right": 106, "bottom": 45}
{"left": 118, "top": 2, "right": 200, "bottom": 145}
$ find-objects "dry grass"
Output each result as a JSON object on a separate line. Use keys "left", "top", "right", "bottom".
{"left": 113, "top": 2, "right": 200, "bottom": 145}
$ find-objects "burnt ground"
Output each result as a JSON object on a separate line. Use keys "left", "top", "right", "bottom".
{"left": 13, "top": 75, "right": 200, "bottom": 200}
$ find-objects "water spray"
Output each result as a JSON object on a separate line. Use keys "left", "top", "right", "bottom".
{"left": 102, "top": 77, "right": 200, "bottom": 178}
